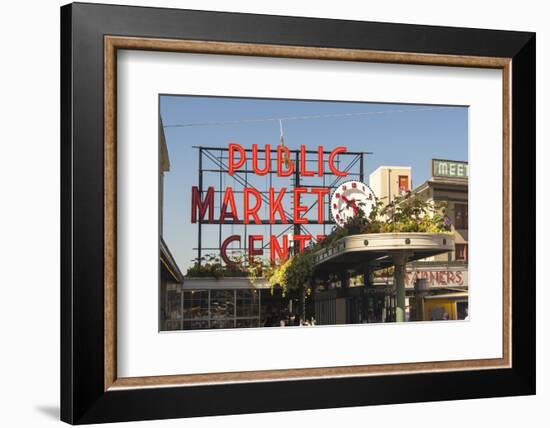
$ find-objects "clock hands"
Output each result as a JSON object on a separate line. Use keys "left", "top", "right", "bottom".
{"left": 332, "top": 182, "right": 376, "bottom": 226}
{"left": 340, "top": 195, "right": 359, "bottom": 215}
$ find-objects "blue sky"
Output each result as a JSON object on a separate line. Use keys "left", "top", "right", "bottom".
{"left": 160, "top": 95, "right": 468, "bottom": 272}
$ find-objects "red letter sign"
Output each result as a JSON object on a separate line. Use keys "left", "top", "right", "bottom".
{"left": 252, "top": 144, "right": 270, "bottom": 175}
{"left": 244, "top": 187, "right": 262, "bottom": 224}
{"left": 191, "top": 186, "right": 214, "bottom": 223}
{"left": 299, "top": 145, "right": 315, "bottom": 177}
{"left": 310, "top": 187, "right": 329, "bottom": 224}
{"left": 294, "top": 234, "right": 313, "bottom": 253}
{"left": 269, "top": 187, "right": 287, "bottom": 224}
{"left": 277, "top": 145, "right": 294, "bottom": 177}
{"left": 270, "top": 235, "right": 289, "bottom": 265}
{"left": 328, "top": 146, "right": 348, "bottom": 177}
{"left": 293, "top": 187, "right": 308, "bottom": 224}
{"left": 248, "top": 235, "right": 264, "bottom": 264}
{"left": 228, "top": 143, "right": 246, "bottom": 176}
{"left": 220, "top": 235, "right": 240, "bottom": 265}
{"left": 219, "top": 186, "right": 239, "bottom": 222}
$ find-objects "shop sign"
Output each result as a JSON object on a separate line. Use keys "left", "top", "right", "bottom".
{"left": 191, "top": 142, "right": 355, "bottom": 265}
{"left": 432, "top": 159, "right": 468, "bottom": 179}
{"left": 405, "top": 267, "right": 468, "bottom": 288}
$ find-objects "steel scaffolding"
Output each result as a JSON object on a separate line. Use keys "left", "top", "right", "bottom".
{"left": 194, "top": 145, "right": 371, "bottom": 265}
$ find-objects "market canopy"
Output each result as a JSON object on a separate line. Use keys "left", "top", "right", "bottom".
{"left": 312, "top": 232, "right": 454, "bottom": 276}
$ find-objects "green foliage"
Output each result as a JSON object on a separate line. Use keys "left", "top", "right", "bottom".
{"left": 185, "top": 252, "right": 249, "bottom": 278}
{"left": 264, "top": 249, "right": 315, "bottom": 295}
{"left": 265, "top": 192, "right": 452, "bottom": 291}
{"left": 185, "top": 261, "right": 225, "bottom": 279}
{"left": 187, "top": 194, "right": 452, "bottom": 287}
{"left": 322, "top": 193, "right": 451, "bottom": 237}
{"left": 379, "top": 192, "right": 451, "bottom": 233}
{"left": 186, "top": 250, "right": 277, "bottom": 280}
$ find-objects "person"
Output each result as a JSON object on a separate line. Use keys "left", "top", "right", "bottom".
{"left": 263, "top": 312, "right": 274, "bottom": 327}
{"left": 289, "top": 314, "right": 296, "bottom": 326}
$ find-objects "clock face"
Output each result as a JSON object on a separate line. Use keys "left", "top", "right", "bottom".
{"left": 330, "top": 181, "right": 377, "bottom": 227}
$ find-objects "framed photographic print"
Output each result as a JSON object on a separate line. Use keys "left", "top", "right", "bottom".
{"left": 60, "top": 2, "right": 535, "bottom": 424}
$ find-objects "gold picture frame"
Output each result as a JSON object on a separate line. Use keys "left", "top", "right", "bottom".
{"left": 104, "top": 36, "right": 512, "bottom": 391}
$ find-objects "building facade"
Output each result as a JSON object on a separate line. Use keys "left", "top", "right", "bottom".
{"left": 314, "top": 159, "right": 469, "bottom": 324}
{"left": 159, "top": 117, "right": 186, "bottom": 330}
{"left": 369, "top": 165, "right": 412, "bottom": 205}
{"left": 410, "top": 159, "right": 468, "bottom": 263}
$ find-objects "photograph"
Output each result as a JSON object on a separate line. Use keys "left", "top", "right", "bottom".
{"left": 159, "top": 96, "right": 470, "bottom": 331}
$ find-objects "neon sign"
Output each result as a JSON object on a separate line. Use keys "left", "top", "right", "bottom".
{"left": 191, "top": 143, "right": 355, "bottom": 265}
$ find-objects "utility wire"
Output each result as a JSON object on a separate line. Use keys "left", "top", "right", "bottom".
{"left": 163, "top": 106, "right": 459, "bottom": 128}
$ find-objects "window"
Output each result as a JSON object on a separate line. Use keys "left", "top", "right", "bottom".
{"left": 455, "top": 244, "right": 468, "bottom": 261}
{"left": 164, "top": 289, "right": 182, "bottom": 331}
{"left": 180, "top": 289, "right": 262, "bottom": 330}
{"left": 210, "top": 290, "right": 235, "bottom": 319}
{"left": 456, "top": 301, "right": 469, "bottom": 320}
{"left": 182, "top": 290, "right": 210, "bottom": 330}
{"left": 428, "top": 306, "right": 451, "bottom": 321}
{"left": 236, "top": 289, "right": 260, "bottom": 317}
{"left": 183, "top": 290, "right": 208, "bottom": 319}
{"left": 454, "top": 203, "right": 468, "bottom": 229}
{"left": 398, "top": 175, "right": 409, "bottom": 194}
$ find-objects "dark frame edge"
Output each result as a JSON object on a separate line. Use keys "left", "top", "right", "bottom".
{"left": 511, "top": 33, "right": 536, "bottom": 394}
{"left": 61, "top": 3, "right": 74, "bottom": 425}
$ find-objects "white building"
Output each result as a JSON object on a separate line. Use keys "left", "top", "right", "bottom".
{"left": 369, "top": 166, "right": 412, "bottom": 204}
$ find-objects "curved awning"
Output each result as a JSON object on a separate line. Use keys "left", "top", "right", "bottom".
{"left": 313, "top": 232, "right": 454, "bottom": 275}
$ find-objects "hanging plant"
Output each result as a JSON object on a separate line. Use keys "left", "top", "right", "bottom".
{"left": 187, "top": 194, "right": 451, "bottom": 282}
{"left": 265, "top": 193, "right": 452, "bottom": 291}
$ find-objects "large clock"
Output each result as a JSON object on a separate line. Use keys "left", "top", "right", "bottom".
{"left": 330, "top": 180, "right": 377, "bottom": 227}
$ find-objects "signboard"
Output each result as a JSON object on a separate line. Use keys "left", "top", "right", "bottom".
{"left": 432, "top": 159, "right": 468, "bottom": 179}
{"left": 191, "top": 143, "right": 367, "bottom": 265}
{"left": 405, "top": 267, "right": 468, "bottom": 288}
{"left": 375, "top": 266, "right": 468, "bottom": 289}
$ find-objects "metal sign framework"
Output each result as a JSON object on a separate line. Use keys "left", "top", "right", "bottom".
{"left": 194, "top": 145, "right": 371, "bottom": 265}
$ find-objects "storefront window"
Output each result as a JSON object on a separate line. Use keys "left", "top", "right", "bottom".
{"left": 210, "top": 319, "right": 235, "bottom": 329}
{"left": 183, "top": 290, "right": 208, "bottom": 319}
{"left": 236, "top": 318, "right": 261, "bottom": 328}
{"left": 210, "top": 290, "right": 235, "bottom": 319}
{"left": 454, "top": 203, "right": 468, "bottom": 229}
{"left": 163, "top": 289, "right": 182, "bottom": 331}
{"left": 455, "top": 244, "right": 468, "bottom": 261}
{"left": 236, "top": 289, "right": 260, "bottom": 317}
{"left": 456, "top": 301, "right": 469, "bottom": 320}
{"left": 177, "top": 288, "right": 262, "bottom": 330}
{"left": 183, "top": 320, "right": 210, "bottom": 330}
{"left": 428, "top": 306, "right": 450, "bottom": 320}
